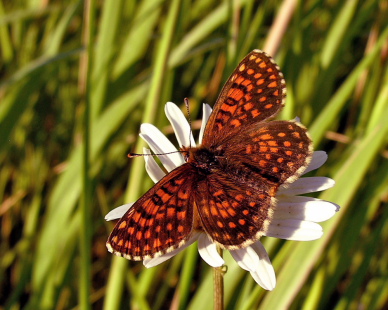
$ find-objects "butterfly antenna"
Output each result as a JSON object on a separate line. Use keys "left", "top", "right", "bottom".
{"left": 184, "top": 98, "right": 193, "bottom": 148}
{"left": 128, "top": 150, "right": 182, "bottom": 158}
{"left": 129, "top": 98, "right": 193, "bottom": 159}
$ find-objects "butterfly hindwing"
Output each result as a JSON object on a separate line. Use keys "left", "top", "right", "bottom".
{"left": 195, "top": 171, "right": 275, "bottom": 249}
{"left": 224, "top": 120, "right": 313, "bottom": 186}
{"left": 107, "top": 164, "right": 196, "bottom": 260}
{"left": 202, "top": 50, "right": 286, "bottom": 147}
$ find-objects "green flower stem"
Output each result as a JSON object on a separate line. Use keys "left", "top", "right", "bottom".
{"left": 213, "top": 247, "right": 225, "bottom": 310}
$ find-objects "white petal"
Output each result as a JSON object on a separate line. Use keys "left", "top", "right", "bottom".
{"left": 274, "top": 196, "right": 339, "bottom": 222}
{"left": 198, "top": 104, "right": 212, "bottom": 144}
{"left": 230, "top": 243, "right": 276, "bottom": 290}
{"left": 278, "top": 177, "right": 335, "bottom": 196}
{"left": 165, "top": 102, "right": 195, "bottom": 148}
{"left": 250, "top": 271, "right": 276, "bottom": 291}
{"left": 266, "top": 219, "right": 323, "bottom": 240}
{"left": 303, "top": 151, "right": 328, "bottom": 174}
{"left": 105, "top": 203, "right": 133, "bottom": 221}
{"left": 143, "top": 148, "right": 166, "bottom": 183}
{"left": 140, "top": 123, "right": 184, "bottom": 171}
{"left": 230, "top": 247, "right": 261, "bottom": 272}
{"left": 198, "top": 234, "right": 224, "bottom": 267}
{"left": 143, "top": 234, "right": 199, "bottom": 268}
{"left": 248, "top": 242, "right": 276, "bottom": 290}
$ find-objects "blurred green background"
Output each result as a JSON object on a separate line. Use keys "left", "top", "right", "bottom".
{"left": 1, "top": 0, "right": 387, "bottom": 309}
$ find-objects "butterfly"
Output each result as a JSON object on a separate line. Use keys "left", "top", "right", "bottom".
{"left": 106, "top": 50, "right": 313, "bottom": 260}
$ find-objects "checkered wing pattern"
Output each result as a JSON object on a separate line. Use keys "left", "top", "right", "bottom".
{"left": 224, "top": 120, "right": 312, "bottom": 186}
{"left": 195, "top": 172, "right": 273, "bottom": 249}
{"left": 107, "top": 165, "right": 196, "bottom": 260}
{"left": 193, "top": 50, "right": 312, "bottom": 248}
{"left": 107, "top": 49, "right": 313, "bottom": 260}
{"left": 203, "top": 50, "right": 286, "bottom": 148}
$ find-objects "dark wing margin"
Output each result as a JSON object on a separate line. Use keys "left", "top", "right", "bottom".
{"left": 106, "top": 164, "right": 196, "bottom": 260}
{"left": 202, "top": 49, "right": 286, "bottom": 147}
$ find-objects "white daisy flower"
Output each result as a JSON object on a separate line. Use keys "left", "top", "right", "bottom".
{"left": 106, "top": 102, "right": 338, "bottom": 291}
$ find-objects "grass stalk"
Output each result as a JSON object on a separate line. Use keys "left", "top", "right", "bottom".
{"left": 78, "top": 0, "right": 95, "bottom": 309}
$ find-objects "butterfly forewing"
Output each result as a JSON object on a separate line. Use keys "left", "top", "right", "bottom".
{"left": 202, "top": 50, "right": 286, "bottom": 147}
{"left": 107, "top": 165, "right": 196, "bottom": 260}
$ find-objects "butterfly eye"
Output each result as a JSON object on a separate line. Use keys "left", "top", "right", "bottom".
{"left": 181, "top": 149, "right": 190, "bottom": 162}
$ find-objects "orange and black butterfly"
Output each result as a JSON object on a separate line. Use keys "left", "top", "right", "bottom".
{"left": 107, "top": 50, "right": 313, "bottom": 260}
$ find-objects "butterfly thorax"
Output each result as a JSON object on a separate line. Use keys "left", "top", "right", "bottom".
{"left": 182, "top": 146, "right": 223, "bottom": 174}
